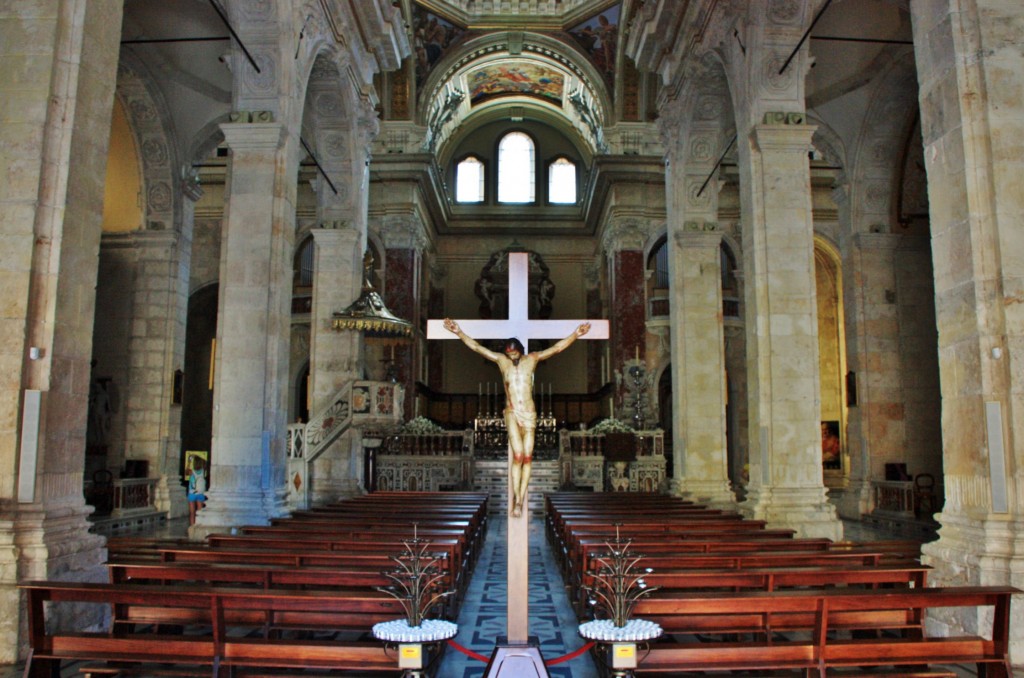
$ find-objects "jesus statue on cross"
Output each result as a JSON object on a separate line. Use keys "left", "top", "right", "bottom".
{"left": 428, "top": 251, "right": 607, "bottom": 645}
{"left": 443, "top": 318, "right": 590, "bottom": 516}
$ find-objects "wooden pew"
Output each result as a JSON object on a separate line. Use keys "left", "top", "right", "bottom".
{"left": 108, "top": 560, "right": 391, "bottom": 590}
{"left": 628, "top": 586, "right": 1017, "bottom": 677}
{"left": 588, "top": 563, "right": 929, "bottom": 593}
{"left": 22, "top": 581, "right": 410, "bottom": 677}
{"left": 242, "top": 522, "right": 483, "bottom": 568}
{"left": 200, "top": 533, "right": 468, "bottom": 596}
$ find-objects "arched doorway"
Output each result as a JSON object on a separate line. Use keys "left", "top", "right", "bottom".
{"left": 180, "top": 285, "right": 218, "bottom": 480}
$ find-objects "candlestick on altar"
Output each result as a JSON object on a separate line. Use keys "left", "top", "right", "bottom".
{"left": 635, "top": 345, "right": 640, "bottom": 362}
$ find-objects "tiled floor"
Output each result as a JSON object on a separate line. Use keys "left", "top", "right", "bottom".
{"left": 437, "top": 515, "right": 600, "bottom": 678}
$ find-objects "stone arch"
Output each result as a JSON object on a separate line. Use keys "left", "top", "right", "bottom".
{"left": 417, "top": 31, "right": 613, "bottom": 159}
{"left": 847, "top": 48, "right": 919, "bottom": 235}
{"left": 807, "top": 113, "right": 847, "bottom": 171}
{"left": 301, "top": 50, "right": 371, "bottom": 224}
{"left": 115, "top": 51, "right": 182, "bottom": 233}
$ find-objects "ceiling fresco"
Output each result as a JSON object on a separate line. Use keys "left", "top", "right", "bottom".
{"left": 468, "top": 63, "right": 565, "bottom": 106}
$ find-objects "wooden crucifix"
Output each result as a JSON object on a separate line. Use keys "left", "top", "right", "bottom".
{"left": 427, "top": 252, "right": 608, "bottom": 645}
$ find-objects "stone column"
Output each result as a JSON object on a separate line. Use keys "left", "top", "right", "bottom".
{"left": 384, "top": 246, "right": 418, "bottom": 419}
{"left": 124, "top": 226, "right": 192, "bottom": 516}
{"left": 381, "top": 217, "right": 427, "bottom": 421}
{"left": 0, "top": 0, "right": 123, "bottom": 659}
{"left": 308, "top": 225, "right": 364, "bottom": 500}
{"left": 671, "top": 227, "right": 733, "bottom": 504}
{"left": 603, "top": 223, "right": 647, "bottom": 408}
{"left": 199, "top": 121, "right": 293, "bottom": 530}
{"left": 660, "top": 107, "right": 733, "bottom": 504}
{"left": 911, "top": 0, "right": 1024, "bottom": 661}
{"left": 737, "top": 121, "right": 841, "bottom": 540}
{"left": 584, "top": 262, "right": 604, "bottom": 392}
{"left": 426, "top": 265, "right": 446, "bottom": 394}
{"left": 838, "top": 231, "right": 904, "bottom": 518}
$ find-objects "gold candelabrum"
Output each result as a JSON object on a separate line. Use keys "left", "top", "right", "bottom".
{"left": 376, "top": 524, "right": 454, "bottom": 627}
{"left": 582, "top": 524, "right": 659, "bottom": 627}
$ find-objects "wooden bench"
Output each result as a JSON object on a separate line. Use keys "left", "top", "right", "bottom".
{"left": 626, "top": 586, "right": 1017, "bottom": 676}
{"left": 239, "top": 522, "right": 484, "bottom": 568}
{"left": 592, "top": 563, "right": 929, "bottom": 592}
{"left": 22, "top": 581, "right": 412, "bottom": 677}
{"left": 108, "top": 560, "right": 391, "bottom": 590}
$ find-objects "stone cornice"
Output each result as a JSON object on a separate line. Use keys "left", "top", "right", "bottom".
{"left": 311, "top": 224, "right": 361, "bottom": 246}
{"left": 673, "top": 222, "right": 722, "bottom": 248}
{"left": 220, "top": 119, "right": 288, "bottom": 152}
{"left": 752, "top": 122, "right": 816, "bottom": 153}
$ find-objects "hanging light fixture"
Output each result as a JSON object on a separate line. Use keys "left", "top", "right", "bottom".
{"left": 332, "top": 251, "right": 413, "bottom": 338}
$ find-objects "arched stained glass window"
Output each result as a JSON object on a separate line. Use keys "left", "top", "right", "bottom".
{"left": 456, "top": 155, "right": 485, "bottom": 203}
{"left": 548, "top": 156, "right": 577, "bottom": 204}
{"left": 498, "top": 132, "right": 535, "bottom": 203}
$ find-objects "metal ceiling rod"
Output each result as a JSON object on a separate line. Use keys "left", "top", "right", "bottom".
{"left": 811, "top": 36, "right": 913, "bottom": 45}
{"left": 778, "top": 0, "right": 834, "bottom": 75}
{"left": 121, "top": 37, "right": 230, "bottom": 44}
{"left": 300, "top": 137, "right": 339, "bottom": 196}
{"left": 696, "top": 134, "right": 737, "bottom": 198}
{"left": 207, "top": 0, "right": 262, "bottom": 73}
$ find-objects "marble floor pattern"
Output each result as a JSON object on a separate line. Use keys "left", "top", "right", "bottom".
{"left": 437, "top": 514, "right": 600, "bottom": 678}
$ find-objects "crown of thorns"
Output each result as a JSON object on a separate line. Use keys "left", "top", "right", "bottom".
{"left": 504, "top": 338, "right": 525, "bottom": 354}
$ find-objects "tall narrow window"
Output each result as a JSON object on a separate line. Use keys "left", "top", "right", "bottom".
{"left": 498, "top": 132, "right": 535, "bottom": 203}
{"left": 456, "top": 155, "right": 485, "bottom": 203}
{"left": 294, "top": 236, "right": 315, "bottom": 287}
{"left": 548, "top": 156, "right": 577, "bottom": 204}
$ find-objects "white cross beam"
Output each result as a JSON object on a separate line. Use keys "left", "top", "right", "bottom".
{"left": 426, "top": 252, "right": 609, "bottom": 351}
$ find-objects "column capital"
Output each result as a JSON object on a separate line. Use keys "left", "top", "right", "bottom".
{"left": 602, "top": 218, "right": 653, "bottom": 252}
{"left": 129, "top": 228, "right": 180, "bottom": 252}
{"left": 220, "top": 121, "right": 287, "bottom": 152}
{"left": 751, "top": 122, "right": 816, "bottom": 152}
{"left": 377, "top": 214, "right": 429, "bottom": 250}
{"left": 851, "top": 232, "right": 903, "bottom": 250}
{"left": 674, "top": 224, "right": 722, "bottom": 248}
{"left": 311, "top": 224, "right": 361, "bottom": 247}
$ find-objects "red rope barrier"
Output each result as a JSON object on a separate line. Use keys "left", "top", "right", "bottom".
{"left": 445, "top": 639, "right": 596, "bottom": 666}
{"left": 446, "top": 639, "right": 490, "bottom": 663}
{"left": 545, "top": 641, "right": 595, "bottom": 665}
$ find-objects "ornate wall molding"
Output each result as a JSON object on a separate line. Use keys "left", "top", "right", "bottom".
{"left": 602, "top": 218, "right": 655, "bottom": 252}
{"left": 375, "top": 214, "right": 430, "bottom": 250}
{"left": 116, "top": 53, "right": 181, "bottom": 232}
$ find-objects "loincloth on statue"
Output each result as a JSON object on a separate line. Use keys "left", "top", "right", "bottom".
{"left": 503, "top": 407, "right": 537, "bottom": 432}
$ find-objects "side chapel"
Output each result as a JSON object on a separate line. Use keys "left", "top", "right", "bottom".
{"left": 1, "top": 0, "right": 1023, "bottom": 666}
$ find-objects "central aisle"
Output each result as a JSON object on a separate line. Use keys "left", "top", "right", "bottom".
{"left": 438, "top": 515, "right": 599, "bottom": 677}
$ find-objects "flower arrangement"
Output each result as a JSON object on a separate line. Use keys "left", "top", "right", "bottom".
{"left": 589, "top": 418, "right": 635, "bottom": 434}
{"left": 400, "top": 416, "right": 444, "bottom": 434}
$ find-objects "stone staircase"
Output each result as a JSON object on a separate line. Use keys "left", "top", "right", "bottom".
{"left": 473, "top": 459, "right": 560, "bottom": 514}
